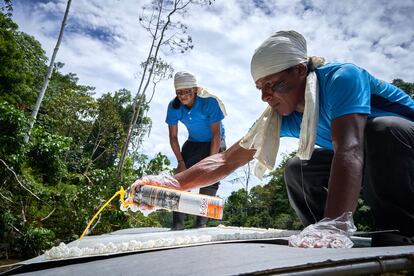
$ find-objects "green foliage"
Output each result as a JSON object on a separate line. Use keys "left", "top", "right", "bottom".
{"left": 28, "top": 128, "right": 71, "bottom": 184}
{"left": 223, "top": 189, "right": 249, "bottom": 226}
{"left": 0, "top": 13, "right": 47, "bottom": 106}
{"left": 0, "top": 14, "right": 175, "bottom": 259}
{"left": 354, "top": 198, "right": 375, "bottom": 232}
{"left": 15, "top": 225, "right": 55, "bottom": 258}
{"left": 85, "top": 91, "right": 128, "bottom": 169}
{"left": 0, "top": 101, "right": 29, "bottom": 163}
{"left": 223, "top": 154, "right": 302, "bottom": 230}
{"left": 0, "top": 0, "right": 13, "bottom": 17}
{"left": 392, "top": 79, "right": 414, "bottom": 99}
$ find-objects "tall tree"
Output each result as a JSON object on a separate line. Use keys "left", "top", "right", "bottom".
{"left": 392, "top": 79, "right": 414, "bottom": 99}
{"left": 0, "top": 13, "right": 47, "bottom": 107}
{"left": 117, "top": 0, "right": 211, "bottom": 178}
{"left": 26, "top": 0, "right": 72, "bottom": 142}
{"left": 0, "top": 0, "right": 12, "bottom": 17}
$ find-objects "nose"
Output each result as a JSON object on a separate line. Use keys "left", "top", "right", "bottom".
{"left": 261, "top": 89, "right": 272, "bottom": 103}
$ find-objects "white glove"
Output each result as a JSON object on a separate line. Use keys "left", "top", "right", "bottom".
{"left": 120, "top": 173, "right": 180, "bottom": 215}
{"left": 289, "top": 212, "right": 357, "bottom": 248}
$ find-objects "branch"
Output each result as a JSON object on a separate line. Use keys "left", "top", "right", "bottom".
{"left": 0, "top": 159, "right": 40, "bottom": 200}
{"left": 21, "top": 200, "right": 26, "bottom": 223}
{"left": 7, "top": 222, "right": 22, "bottom": 234}
{"left": 83, "top": 172, "right": 94, "bottom": 185}
{"left": 91, "top": 147, "right": 107, "bottom": 162}
{"left": 41, "top": 206, "right": 56, "bottom": 221}
{"left": 0, "top": 191, "right": 13, "bottom": 203}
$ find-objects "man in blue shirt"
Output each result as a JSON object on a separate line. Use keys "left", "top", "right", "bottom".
{"left": 166, "top": 71, "right": 226, "bottom": 230}
{"left": 134, "top": 31, "right": 414, "bottom": 247}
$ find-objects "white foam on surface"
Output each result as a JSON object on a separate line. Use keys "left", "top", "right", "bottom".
{"left": 44, "top": 225, "right": 295, "bottom": 260}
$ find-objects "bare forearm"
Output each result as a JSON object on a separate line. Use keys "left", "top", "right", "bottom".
{"left": 175, "top": 142, "right": 254, "bottom": 190}
{"left": 210, "top": 135, "right": 220, "bottom": 155}
{"left": 324, "top": 148, "right": 363, "bottom": 219}
{"left": 170, "top": 137, "right": 183, "bottom": 161}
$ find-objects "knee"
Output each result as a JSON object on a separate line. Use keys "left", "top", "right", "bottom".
{"left": 365, "top": 117, "right": 413, "bottom": 155}
{"left": 365, "top": 117, "right": 394, "bottom": 141}
{"left": 284, "top": 157, "right": 302, "bottom": 187}
{"left": 365, "top": 118, "right": 398, "bottom": 154}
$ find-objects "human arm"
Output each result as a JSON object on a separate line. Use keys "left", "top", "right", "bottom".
{"left": 168, "top": 124, "right": 186, "bottom": 173}
{"left": 289, "top": 115, "right": 365, "bottom": 248}
{"left": 175, "top": 141, "right": 255, "bottom": 190}
{"left": 324, "top": 113, "right": 367, "bottom": 218}
{"left": 209, "top": 122, "right": 221, "bottom": 155}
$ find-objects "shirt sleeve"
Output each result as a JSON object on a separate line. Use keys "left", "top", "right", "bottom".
{"left": 206, "top": 98, "right": 225, "bottom": 124}
{"left": 165, "top": 101, "right": 179, "bottom": 125}
{"left": 325, "top": 64, "right": 371, "bottom": 120}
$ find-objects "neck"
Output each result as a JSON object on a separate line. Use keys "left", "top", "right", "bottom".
{"left": 296, "top": 99, "right": 305, "bottom": 113}
{"left": 296, "top": 82, "right": 307, "bottom": 113}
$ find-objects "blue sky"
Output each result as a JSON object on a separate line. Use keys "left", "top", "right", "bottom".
{"left": 11, "top": 0, "right": 414, "bottom": 197}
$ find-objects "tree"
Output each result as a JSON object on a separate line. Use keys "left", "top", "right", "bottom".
{"left": 225, "top": 162, "right": 253, "bottom": 217}
{"left": 26, "top": 0, "right": 72, "bottom": 142}
{"left": 0, "top": 13, "right": 47, "bottom": 107}
{"left": 392, "top": 79, "right": 414, "bottom": 99}
{"left": 223, "top": 189, "right": 249, "bottom": 226}
{"left": 84, "top": 91, "right": 131, "bottom": 171}
{"left": 0, "top": 0, "right": 12, "bottom": 17}
{"left": 117, "top": 0, "right": 212, "bottom": 178}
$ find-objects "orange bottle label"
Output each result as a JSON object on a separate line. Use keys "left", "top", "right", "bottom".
{"left": 207, "top": 204, "right": 223, "bottom": 219}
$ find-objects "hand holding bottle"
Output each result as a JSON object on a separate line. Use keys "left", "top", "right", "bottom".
{"left": 121, "top": 173, "right": 181, "bottom": 214}
{"left": 130, "top": 173, "right": 181, "bottom": 193}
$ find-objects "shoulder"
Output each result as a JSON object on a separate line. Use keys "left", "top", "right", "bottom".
{"left": 196, "top": 96, "right": 218, "bottom": 108}
{"left": 317, "top": 63, "right": 366, "bottom": 82}
{"left": 333, "top": 63, "right": 365, "bottom": 79}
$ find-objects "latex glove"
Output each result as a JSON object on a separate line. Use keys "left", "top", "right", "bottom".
{"left": 130, "top": 173, "right": 180, "bottom": 193}
{"left": 120, "top": 173, "right": 180, "bottom": 215}
{"left": 289, "top": 212, "right": 357, "bottom": 248}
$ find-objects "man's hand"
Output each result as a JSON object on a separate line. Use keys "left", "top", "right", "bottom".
{"left": 120, "top": 173, "right": 181, "bottom": 213}
{"left": 129, "top": 173, "right": 180, "bottom": 194}
{"left": 289, "top": 212, "right": 357, "bottom": 248}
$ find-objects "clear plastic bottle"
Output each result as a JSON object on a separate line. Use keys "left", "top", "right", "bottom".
{"left": 131, "top": 185, "right": 224, "bottom": 219}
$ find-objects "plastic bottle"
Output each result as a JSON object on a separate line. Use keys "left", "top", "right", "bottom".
{"left": 130, "top": 185, "right": 224, "bottom": 219}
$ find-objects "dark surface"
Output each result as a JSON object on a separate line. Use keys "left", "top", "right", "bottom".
{"left": 8, "top": 242, "right": 414, "bottom": 276}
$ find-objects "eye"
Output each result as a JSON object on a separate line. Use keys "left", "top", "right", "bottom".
{"left": 271, "top": 82, "right": 286, "bottom": 92}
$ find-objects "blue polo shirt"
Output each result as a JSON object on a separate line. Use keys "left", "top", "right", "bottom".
{"left": 280, "top": 63, "right": 414, "bottom": 150}
{"left": 166, "top": 96, "right": 225, "bottom": 142}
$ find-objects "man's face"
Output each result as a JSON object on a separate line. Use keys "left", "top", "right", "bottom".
{"left": 255, "top": 65, "right": 306, "bottom": 116}
{"left": 176, "top": 87, "right": 197, "bottom": 106}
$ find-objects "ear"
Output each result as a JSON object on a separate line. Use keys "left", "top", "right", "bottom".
{"left": 296, "top": 63, "right": 308, "bottom": 78}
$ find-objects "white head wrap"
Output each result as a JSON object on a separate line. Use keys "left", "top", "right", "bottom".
{"left": 251, "top": 30, "right": 308, "bottom": 82}
{"left": 174, "top": 71, "right": 198, "bottom": 90}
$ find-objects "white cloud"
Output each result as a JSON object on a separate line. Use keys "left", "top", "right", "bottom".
{"left": 12, "top": 0, "right": 414, "bottom": 197}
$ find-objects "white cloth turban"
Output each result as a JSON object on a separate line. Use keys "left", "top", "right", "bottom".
{"left": 251, "top": 30, "right": 308, "bottom": 82}
{"left": 174, "top": 71, "right": 198, "bottom": 90}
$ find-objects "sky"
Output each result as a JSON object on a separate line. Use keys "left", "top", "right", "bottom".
{"left": 11, "top": 0, "right": 414, "bottom": 197}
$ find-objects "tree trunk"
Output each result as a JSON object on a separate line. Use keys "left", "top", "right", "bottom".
{"left": 25, "top": 0, "right": 72, "bottom": 143}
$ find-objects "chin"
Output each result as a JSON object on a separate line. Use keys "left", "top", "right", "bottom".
{"left": 273, "top": 107, "right": 292, "bottom": 116}
{"left": 271, "top": 106, "right": 286, "bottom": 116}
